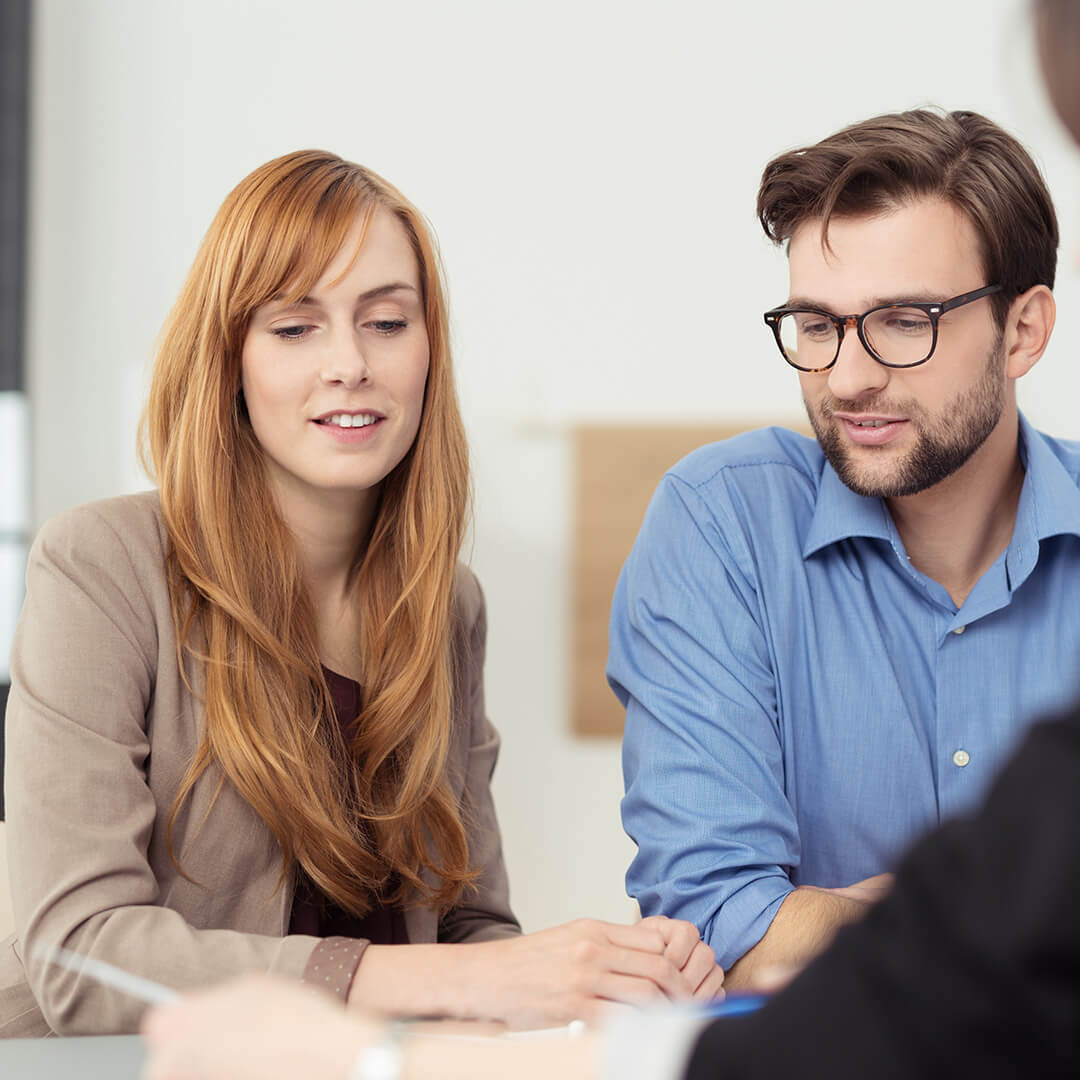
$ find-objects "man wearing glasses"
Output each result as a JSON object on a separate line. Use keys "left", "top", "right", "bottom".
{"left": 610, "top": 109, "right": 1072, "bottom": 990}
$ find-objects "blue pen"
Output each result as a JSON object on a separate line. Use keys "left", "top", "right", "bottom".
{"left": 700, "top": 994, "right": 768, "bottom": 1018}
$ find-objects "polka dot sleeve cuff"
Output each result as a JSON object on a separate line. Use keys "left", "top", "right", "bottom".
{"left": 301, "top": 936, "right": 370, "bottom": 1003}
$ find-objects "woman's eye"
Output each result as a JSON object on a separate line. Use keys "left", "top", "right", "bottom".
{"left": 271, "top": 325, "right": 313, "bottom": 341}
{"left": 371, "top": 319, "right": 408, "bottom": 335}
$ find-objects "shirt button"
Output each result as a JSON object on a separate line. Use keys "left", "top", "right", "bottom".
{"left": 952, "top": 749, "right": 971, "bottom": 768}
{"left": 952, "top": 625, "right": 966, "bottom": 635}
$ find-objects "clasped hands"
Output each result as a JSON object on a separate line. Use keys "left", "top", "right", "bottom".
{"left": 450, "top": 915, "right": 725, "bottom": 1028}
{"left": 142, "top": 916, "right": 723, "bottom": 1080}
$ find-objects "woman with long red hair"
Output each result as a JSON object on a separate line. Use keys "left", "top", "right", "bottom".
{"left": 0, "top": 150, "right": 722, "bottom": 1037}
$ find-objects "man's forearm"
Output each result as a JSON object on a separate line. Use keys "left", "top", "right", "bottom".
{"left": 723, "top": 886, "right": 872, "bottom": 992}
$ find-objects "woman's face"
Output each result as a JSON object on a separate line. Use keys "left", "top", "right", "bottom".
{"left": 241, "top": 207, "right": 430, "bottom": 523}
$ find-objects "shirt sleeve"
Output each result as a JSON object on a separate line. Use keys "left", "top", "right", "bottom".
{"left": 683, "top": 705, "right": 1080, "bottom": 1079}
{"left": 609, "top": 471, "right": 797, "bottom": 970}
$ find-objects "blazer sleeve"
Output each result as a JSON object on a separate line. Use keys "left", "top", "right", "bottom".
{"left": 4, "top": 502, "right": 316, "bottom": 1035}
{"left": 437, "top": 568, "right": 521, "bottom": 943}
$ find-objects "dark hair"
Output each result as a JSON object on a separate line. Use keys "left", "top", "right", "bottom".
{"left": 757, "top": 109, "right": 1058, "bottom": 328}
{"left": 1036, "top": 0, "right": 1080, "bottom": 143}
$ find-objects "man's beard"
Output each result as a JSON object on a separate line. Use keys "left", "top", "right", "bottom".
{"left": 804, "top": 342, "right": 1006, "bottom": 499}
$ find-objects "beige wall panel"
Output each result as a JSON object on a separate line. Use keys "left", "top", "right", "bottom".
{"left": 572, "top": 423, "right": 807, "bottom": 737}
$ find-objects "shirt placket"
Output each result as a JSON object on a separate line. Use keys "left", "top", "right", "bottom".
{"left": 932, "top": 554, "right": 1023, "bottom": 820}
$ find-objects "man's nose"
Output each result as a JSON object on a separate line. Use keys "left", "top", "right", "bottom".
{"left": 826, "top": 318, "right": 889, "bottom": 401}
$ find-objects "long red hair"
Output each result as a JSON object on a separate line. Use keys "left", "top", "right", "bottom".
{"left": 141, "top": 150, "right": 473, "bottom": 915}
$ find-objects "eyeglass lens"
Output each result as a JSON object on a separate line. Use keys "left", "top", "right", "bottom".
{"left": 777, "top": 307, "right": 935, "bottom": 370}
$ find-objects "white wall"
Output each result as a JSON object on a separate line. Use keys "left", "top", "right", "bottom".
{"left": 13, "top": 0, "right": 1080, "bottom": 936}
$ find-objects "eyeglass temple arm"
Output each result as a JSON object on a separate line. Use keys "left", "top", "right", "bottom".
{"left": 937, "top": 283, "right": 1003, "bottom": 314}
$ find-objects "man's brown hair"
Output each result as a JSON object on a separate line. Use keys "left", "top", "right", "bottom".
{"left": 757, "top": 109, "right": 1058, "bottom": 328}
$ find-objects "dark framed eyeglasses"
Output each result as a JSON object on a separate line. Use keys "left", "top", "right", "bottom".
{"left": 762, "top": 284, "right": 1003, "bottom": 372}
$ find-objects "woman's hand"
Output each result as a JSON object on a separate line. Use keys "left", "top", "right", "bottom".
{"left": 142, "top": 975, "right": 368, "bottom": 1080}
{"left": 456, "top": 916, "right": 723, "bottom": 1028}
{"left": 639, "top": 914, "right": 727, "bottom": 1000}
{"left": 347, "top": 917, "right": 724, "bottom": 1028}
{"left": 142, "top": 919, "right": 725, "bottom": 1076}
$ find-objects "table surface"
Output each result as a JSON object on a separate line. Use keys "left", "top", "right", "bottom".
{"left": 0, "top": 1034, "right": 146, "bottom": 1079}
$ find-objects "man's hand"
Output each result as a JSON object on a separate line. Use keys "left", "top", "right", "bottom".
{"left": 814, "top": 872, "right": 895, "bottom": 905}
{"left": 725, "top": 873, "right": 895, "bottom": 992}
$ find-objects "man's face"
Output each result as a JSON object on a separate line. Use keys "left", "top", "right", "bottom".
{"left": 789, "top": 197, "right": 1007, "bottom": 499}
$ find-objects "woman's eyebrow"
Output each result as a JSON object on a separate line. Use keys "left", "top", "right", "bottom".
{"left": 268, "top": 282, "right": 420, "bottom": 307}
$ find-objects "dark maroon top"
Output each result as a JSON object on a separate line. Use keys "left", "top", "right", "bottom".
{"left": 288, "top": 667, "right": 409, "bottom": 944}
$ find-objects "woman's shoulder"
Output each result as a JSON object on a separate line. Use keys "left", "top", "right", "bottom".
{"left": 32, "top": 490, "right": 168, "bottom": 581}
{"left": 16, "top": 492, "right": 174, "bottom": 692}
{"left": 451, "top": 562, "right": 485, "bottom": 630}
{"left": 36, "top": 489, "right": 165, "bottom": 541}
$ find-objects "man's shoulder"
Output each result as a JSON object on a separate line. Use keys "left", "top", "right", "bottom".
{"left": 667, "top": 425, "right": 824, "bottom": 496}
{"left": 1030, "top": 426, "right": 1080, "bottom": 486}
{"left": 643, "top": 427, "right": 826, "bottom": 561}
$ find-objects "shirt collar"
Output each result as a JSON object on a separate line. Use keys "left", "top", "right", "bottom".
{"left": 802, "top": 413, "right": 1080, "bottom": 561}
{"left": 1015, "top": 412, "right": 1080, "bottom": 543}
{"left": 802, "top": 459, "right": 893, "bottom": 559}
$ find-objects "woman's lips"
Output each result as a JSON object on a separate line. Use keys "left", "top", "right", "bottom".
{"left": 311, "top": 416, "right": 385, "bottom": 443}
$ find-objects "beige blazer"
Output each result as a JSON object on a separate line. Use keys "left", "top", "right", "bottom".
{"left": 0, "top": 492, "right": 519, "bottom": 1037}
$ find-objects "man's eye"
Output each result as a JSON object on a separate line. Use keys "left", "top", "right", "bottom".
{"left": 884, "top": 314, "right": 932, "bottom": 334}
{"left": 796, "top": 317, "right": 832, "bottom": 338}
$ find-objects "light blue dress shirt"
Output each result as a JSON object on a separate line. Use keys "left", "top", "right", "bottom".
{"left": 610, "top": 415, "right": 1080, "bottom": 970}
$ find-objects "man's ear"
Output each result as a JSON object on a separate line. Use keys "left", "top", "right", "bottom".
{"left": 1005, "top": 284, "right": 1055, "bottom": 379}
